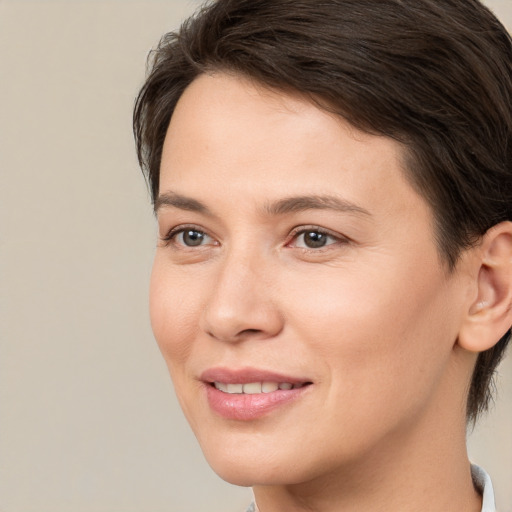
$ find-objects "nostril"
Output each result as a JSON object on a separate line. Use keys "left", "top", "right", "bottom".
{"left": 205, "top": 329, "right": 262, "bottom": 341}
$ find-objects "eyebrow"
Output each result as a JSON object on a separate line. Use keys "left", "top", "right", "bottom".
{"left": 155, "top": 191, "right": 371, "bottom": 218}
{"left": 154, "top": 192, "right": 212, "bottom": 215}
{"left": 263, "top": 195, "right": 371, "bottom": 217}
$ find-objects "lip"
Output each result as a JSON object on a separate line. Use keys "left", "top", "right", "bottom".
{"left": 200, "top": 367, "right": 309, "bottom": 385}
{"left": 200, "top": 367, "right": 312, "bottom": 421}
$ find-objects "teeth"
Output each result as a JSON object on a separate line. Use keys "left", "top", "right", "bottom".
{"left": 227, "top": 383, "right": 243, "bottom": 394}
{"left": 243, "top": 382, "right": 262, "bottom": 394}
{"left": 262, "top": 382, "right": 279, "bottom": 393}
{"left": 213, "top": 381, "right": 298, "bottom": 394}
{"left": 215, "top": 382, "right": 228, "bottom": 392}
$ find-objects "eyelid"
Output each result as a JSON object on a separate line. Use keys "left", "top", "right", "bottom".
{"left": 287, "top": 225, "right": 350, "bottom": 249}
{"left": 159, "top": 223, "right": 349, "bottom": 250}
{"left": 160, "top": 224, "right": 217, "bottom": 247}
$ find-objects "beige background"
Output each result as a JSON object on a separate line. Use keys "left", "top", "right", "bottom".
{"left": 1, "top": 1, "right": 510, "bottom": 511}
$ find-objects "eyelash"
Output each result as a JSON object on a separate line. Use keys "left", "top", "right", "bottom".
{"left": 161, "top": 224, "right": 214, "bottom": 247}
{"left": 287, "top": 226, "right": 348, "bottom": 251}
{"left": 160, "top": 224, "right": 349, "bottom": 251}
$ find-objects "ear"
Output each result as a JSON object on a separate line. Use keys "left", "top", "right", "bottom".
{"left": 458, "top": 221, "right": 512, "bottom": 353}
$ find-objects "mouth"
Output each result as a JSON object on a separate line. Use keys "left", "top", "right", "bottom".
{"left": 211, "top": 381, "right": 309, "bottom": 394}
{"left": 200, "top": 368, "right": 313, "bottom": 420}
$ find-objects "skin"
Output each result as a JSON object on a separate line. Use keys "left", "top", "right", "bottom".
{"left": 151, "top": 72, "right": 485, "bottom": 512}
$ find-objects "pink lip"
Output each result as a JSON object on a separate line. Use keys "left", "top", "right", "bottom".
{"left": 200, "top": 367, "right": 312, "bottom": 421}
{"left": 200, "top": 367, "right": 309, "bottom": 385}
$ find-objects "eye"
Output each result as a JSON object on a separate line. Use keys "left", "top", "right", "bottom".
{"left": 163, "top": 226, "right": 215, "bottom": 247}
{"left": 178, "top": 229, "right": 210, "bottom": 247}
{"left": 291, "top": 228, "right": 341, "bottom": 249}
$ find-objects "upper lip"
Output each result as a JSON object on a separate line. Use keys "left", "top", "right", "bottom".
{"left": 200, "top": 367, "right": 311, "bottom": 385}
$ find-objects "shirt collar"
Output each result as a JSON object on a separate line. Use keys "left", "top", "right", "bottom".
{"left": 471, "top": 464, "right": 497, "bottom": 512}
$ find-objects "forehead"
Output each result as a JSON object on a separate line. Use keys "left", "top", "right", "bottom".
{"left": 160, "top": 72, "right": 432, "bottom": 229}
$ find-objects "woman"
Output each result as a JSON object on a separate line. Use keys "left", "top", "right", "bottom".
{"left": 134, "top": 1, "right": 512, "bottom": 510}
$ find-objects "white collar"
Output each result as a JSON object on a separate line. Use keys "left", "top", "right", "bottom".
{"left": 471, "top": 464, "right": 497, "bottom": 512}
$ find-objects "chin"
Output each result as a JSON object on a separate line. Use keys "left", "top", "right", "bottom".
{"left": 208, "top": 460, "right": 299, "bottom": 487}
{"left": 211, "top": 465, "right": 260, "bottom": 487}
{"left": 197, "top": 435, "right": 290, "bottom": 486}
{"left": 198, "top": 433, "right": 326, "bottom": 487}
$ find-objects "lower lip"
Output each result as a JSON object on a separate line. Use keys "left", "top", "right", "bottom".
{"left": 205, "top": 384, "right": 310, "bottom": 421}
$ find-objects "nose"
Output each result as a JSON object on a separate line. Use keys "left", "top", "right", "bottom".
{"left": 200, "top": 251, "right": 284, "bottom": 343}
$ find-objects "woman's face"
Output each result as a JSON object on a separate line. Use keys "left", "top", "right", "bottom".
{"left": 151, "top": 73, "right": 471, "bottom": 486}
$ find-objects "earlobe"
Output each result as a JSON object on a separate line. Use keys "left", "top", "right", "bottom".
{"left": 458, "top": 221, "right": 512, "bottom": 353}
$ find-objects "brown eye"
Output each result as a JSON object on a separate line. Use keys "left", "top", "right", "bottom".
{"left": 302, "top": 231, "right": 328, "bottom": 248}
{"left": 181, "top": 230, "right": 205, "bottom": 246}
{"left": 172, "top": 229, "right": 213, "bottom": 247}
{"left": 292, "top": 229, "right": 338, "bottom": 249}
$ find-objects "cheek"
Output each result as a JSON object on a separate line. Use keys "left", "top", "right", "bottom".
{"left": 272, "top": 268, "right": 458, "bottom": 460}
{"left": 282, "top": 260, "right": 457, "bottom": 398}
{"left": 149, "top": 258, "right": 200, "bottom": 372}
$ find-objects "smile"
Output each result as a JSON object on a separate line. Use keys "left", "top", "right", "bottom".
{"left": 201, "top": 369, "right": 313, "bottom": 420}
{"left": 213, "top": 381, "right": 307, "bottom": 394}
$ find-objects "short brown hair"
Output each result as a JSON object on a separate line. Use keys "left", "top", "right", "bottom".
{"left": 133, "top": 0, "right": 512, "bottom": 422}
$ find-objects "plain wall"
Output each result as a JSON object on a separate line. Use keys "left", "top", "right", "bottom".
{"left": 1, "top": 1, "right": 510, "bottom": 511}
